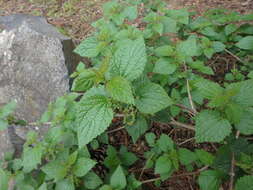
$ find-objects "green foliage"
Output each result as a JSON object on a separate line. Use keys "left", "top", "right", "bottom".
{"left": 1, "top": 1, "right": 253, "bottom": 189}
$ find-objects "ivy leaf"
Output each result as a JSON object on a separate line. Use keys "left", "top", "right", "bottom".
{"left": 195, "top": 110, "right": 232, "bottom": 143}
{"left": 198, "top": 170, "right": 222, "bottom": 190}
{"left": 110, "top": 165, "right": 127, "bottom": 189}
{"left": 110, "top": 38, "right": 147, "bottom": 81}
{"left": 126, "top": 115, "right": 148, "bottom": 143}
{"left": 41, "top": 160, "right": 67, "bottom": 181}
{"left": 73, "top": 158, "right": 96, "bottom": 177}
{"left": 74, "top": 36, "right": 99, "bottom": 58}
{"left": 236, "top": 36, "right": 253, "bottom": 50}
{"left": 106, "top": 76, "right": 134, "bottom": 104}
{"left": 153, "top": 58, "right": 177, "bottom": 75}
{"left": 178, "top": 148, "right": 198, "bottom": 165}
{"left": 235, "top": 175, "right": 253, "bottom": 190}
{"left": 135, "top": 82, "right": 173, "bottom": 114}
{"left": 22, "top": 145, "right": 43, "bottom": 173}
{"left": 76, "top": 86, "right": 113, "bottom": 147}
{"left": 0, "top": 169, "right": 8, "bottom": 190}
{"left": 55, "top": 179, "right": 75, "bottom": 190}
{"left": 84, "top": 172, "right": 103, "bottom": 190}
{"left": 235, "top": 108, "right": 253, "bottom": 135}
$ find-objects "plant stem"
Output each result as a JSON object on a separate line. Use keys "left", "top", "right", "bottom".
{"left": 225, "top": 49, "right": 244, "bottom": 63}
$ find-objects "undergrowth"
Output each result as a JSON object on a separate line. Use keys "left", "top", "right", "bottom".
{"left": 1, "top": 0, "right": 253, "bottom": 189}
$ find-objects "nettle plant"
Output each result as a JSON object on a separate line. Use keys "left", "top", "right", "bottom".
{"left": 1, "top": 0, "right": 253, "bottom": 190}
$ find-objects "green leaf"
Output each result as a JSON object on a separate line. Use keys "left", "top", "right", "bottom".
{"left": 74, "top": 36, "right": 99, "bottom": 58}
{"left": 55, "top": 179, "right": 74, "bottom": 190}
{"left": 123, "top": 6, "right": 137, "bottom": 20}
{"left": 195, "top": 80, "right": 224, "bottom": 100}
{"left": 154, "top": 45, "right": 173, "bottom": 57}
{"left": 190, "top": 61, "right": 214, "bottom": 75}
{"left": 104, "top": 146, "right": 121, "bottom": 170}
{"left": 71, "top": 69, "right": 96, "bottom": 92}
{"left": 225, "top": 24, "right": 238, "bottom": 35}
{"left": 110, "top": 165, "right": 126, "bottom": 189}
{"left": 0, "top": 101, "right": 16, "bottom": 119}
{"left": 84, "top": 172, "right": 103, "bottom": 189}
{"left": 126, "top": 115, "right": 148, "bottom": 143}
{"left": 236, "top": 36, "right": 253, "bottom": 50}
{"left": 235, "top": 108, "right": 253, "bottom": 135}
{"left": 110, "top": 38, "right": 147, "bottom": 81}
{"left": 145, "top": 133, "right": 156, "bottom": 147}
{"left": 195, "top": 110, "right": 232, "bottom": 143}
{"left": 0, "top": 169, "right": 8, "bottom": 190}
{"left": 155, "top": 154, "right": 172, "bottom": 180}
{"left": 178, "top": 148, "right": 197, "bottom": 165}
{"left": 166, "top": 9, "right": 189, "bottom": 24}
{"left": 76, "top": 86, "right": 113, "bottom": 147}
{"left": 99, "top": 185, "right": 113, "bottom": 190}
{"left": 106, "top": 76, "right": 134, "bottom": 104}
{"left": 235, "top": 175, "right": 253, "bottom": 190}
{"left": 177, "top": 36, "right": 198, "bottom": 57}
{"left": 213, "top": 41, "right": 225, "bottom": 52}
{"left": 38, "top": 183, "right": 47, "bottom": 190}
{"left": 157, "top": 134, "right": 174, "bottom": 152}
{"left": 73, "top": 157, "right": 96, "bottom": 177}
{"left": 0, "top": 120, "right": 8, "bottom": 131}
{"left": 198, "top": 170, "right": 222, "bottom": 190}
{"left": 135, "top": 82, "right": 173, "bottom": 114}
{"left": 195, "top": 149, "right": 214, "bottom": 165}
{"left": 41, "top": 160, "right": 67, "bottom": 181}
{"left": 153, "top": 23, "right": 164, "bottom": 35}
{"left": 22, "top": 145, "right": 43, "bottom": 173}
{"left": 153, "top": 58, "right": 177, "bottom": 75}
{"left": 119, "top": 146, "right": 138, "bottom": 166}
{"left": 162, "top": 17, "right": 177, "bottom": 33}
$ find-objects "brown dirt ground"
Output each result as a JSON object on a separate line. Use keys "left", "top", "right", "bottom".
{"left": 0, "top": 0, "right": 252, "bottom": 189}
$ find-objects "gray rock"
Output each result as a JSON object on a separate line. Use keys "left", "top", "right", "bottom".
{"left": 0, "top": 14, "right": 79, "bottom": 160}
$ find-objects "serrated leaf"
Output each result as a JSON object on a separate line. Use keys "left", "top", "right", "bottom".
{"left": 157, "top": 134, "right": 174, "bottom": 152}
{"left": 190, "top": 61, "right": 214, "bottom": 75}
{"left": 198, "top": 170, "right": 222, "bottom": 190}
{"left": 22, "top": 145, "right": 43, "bottom": 173}
{"left": 145, "top": 133, "right": 156, "bottom": 147}
{"left": 213, "top": 41, "right": 225, "bottom": 52}
{"left": 195, "top": 80, "right": 224, "bottom": 100}
{"left": 154, "top": 45, "right": 173, "bottom": 57}
{"left": 71, "top": 69, "right": 96, "bottom": 92}
{"left": 236, "top": 36, "right": 253, "bottom": 50}
{"left": 126, "top": 115, "right": 148, "bottom": 143}
{"left": 155, "top": 154, "right": 172, "bottom": 180}
{"left": 73, "top": 157, "right": 96, "bottom": 177}
{"left": 41, "top": 160, "right": 67, "bottom": 181}
{"left": 123, "top": 6, "right": 138, "bottom": 20}
{"left": 76, "top": 86, "right": 113, "bottom": 147}
{"left": 177, "top": 36, "right": 198, "bottom": 57}
{"left": 110, "top": 38, "right": 147, "bottom": 81}
{"left": 195, "top": 110, "right": 232, "bottom": 143}
{"left": 135, "top": 82, "right": 173, "bottom": 114}
{"left": 74, "top": 36, "right": 99, "bottom": 58}
{"left": 195, "top": 149, "right": 214, "bottom": 165}
{"left": 55, "top": 179, "right": 74, "bottom": 190}
{"left": 178, "top": 148, "right": 197, "bottom": 165}
{"left": 119, "top": 146, "right": 138, "bottom": 166}
{"left": 153, "top": 58, "right": 177, "bottom": 75}
{"left": 38, "top": 183, "right": 47, "bottom": 190}
{"left": 106, "top": 76, "right": 134, "bottom": 104}
{"left": 0, "top": 169, "right": 8, "bottom": 190}
{"left": 84, "top": 172, "right": 103, "bottom": 189}
{"left": 162, "top": 17, "right": 177, "bottom": 33}
{"left": 225, "top": 24, "right": 238, "bottom": 35}
{"left": 110, "top": 165, "right": 126, "bottom": 189}
{"left": 235, "top": 108, "right": 253, "bottom": 135}
{"left": 166, "top": 9, "right": 189, "bottom": 24}
{"left": 235, "top": 175, "right": 253, "bottom": 190}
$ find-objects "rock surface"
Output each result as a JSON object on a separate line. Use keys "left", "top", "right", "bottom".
{"left": 0, "top": 14, "right": 79, "bottom": 160}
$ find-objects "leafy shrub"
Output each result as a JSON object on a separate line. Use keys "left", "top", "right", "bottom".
{"left": 1, "top": 0, "right": 253, "bottom": 189}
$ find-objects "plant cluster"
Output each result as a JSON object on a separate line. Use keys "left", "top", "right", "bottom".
{"left": 1, "top": 0, "right": 253, "bottom": 189}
